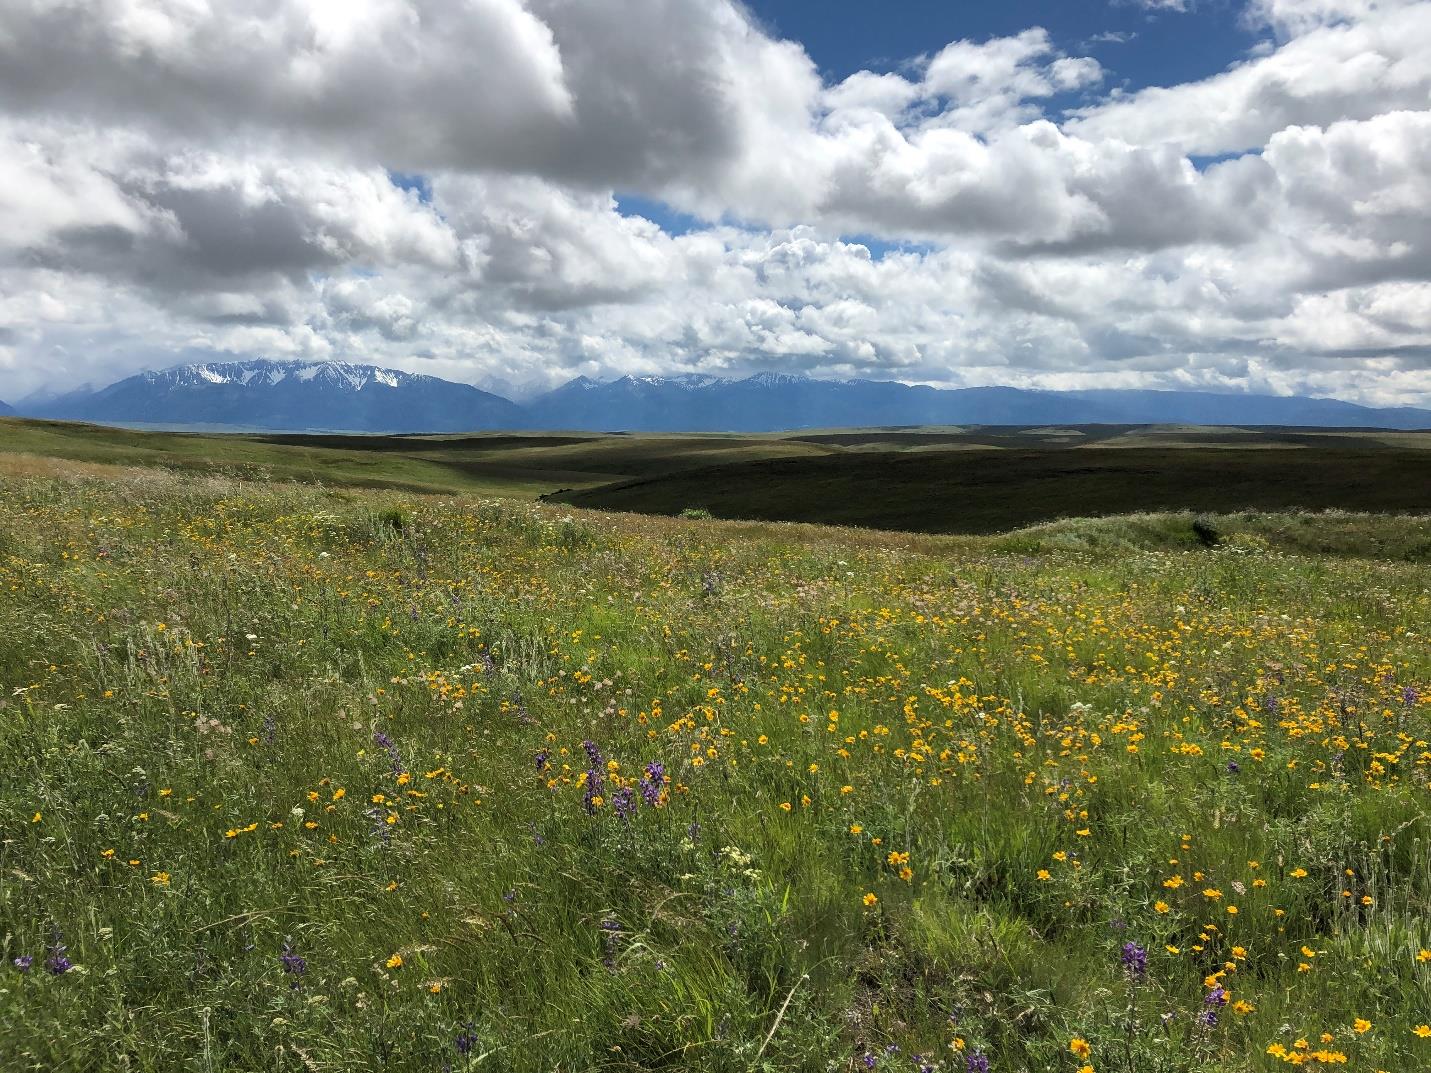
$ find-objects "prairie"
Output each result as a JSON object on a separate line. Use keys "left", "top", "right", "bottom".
{"left": 0, "top": 445, "right": 1429, "bottom": 1071}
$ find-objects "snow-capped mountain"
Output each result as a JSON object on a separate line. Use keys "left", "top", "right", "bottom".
{"left": 12, "top": 361, "right": 1431, "bottom": 432}
{"left": 25, "top": 359, "right": 525, "bottom": 433}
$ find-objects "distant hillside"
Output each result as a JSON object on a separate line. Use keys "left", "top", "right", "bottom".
{"left": 554, "top": 447, "right": 1431, "bottom": 535}
{"left": 526, "top": 374, "right": 1431, "bottom": 431}
{"left": 24, "top": 360, "right": 524, "bottom": 433}
{"left": 0, "top": 399, "right": 13, "bottom": 416}
{"left": 13, "top": 361, "right": 1431, "bottom": 432}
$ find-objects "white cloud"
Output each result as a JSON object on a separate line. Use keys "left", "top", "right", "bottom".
{"left": 0, "top": 0, "right": 1428, "bottom": 406}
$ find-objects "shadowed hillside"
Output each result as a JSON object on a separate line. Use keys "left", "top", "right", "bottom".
{"left": 554, "top": 446, "right": 1431, "bottom": 534}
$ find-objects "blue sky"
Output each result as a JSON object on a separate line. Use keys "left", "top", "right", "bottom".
{"left": 745, "top": 0, "right": 1262, "bottom": 89}
{"left": 619, "top": 1, "right": 1268, "bottom": 237}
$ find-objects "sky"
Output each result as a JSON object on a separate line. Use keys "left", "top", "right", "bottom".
{"left": 1, "top": 1, "right": 1430, "bottom": 406}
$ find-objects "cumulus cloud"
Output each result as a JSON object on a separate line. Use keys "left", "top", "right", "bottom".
{"left": 0, "top": 0, "right": 1428, "bottom": 405}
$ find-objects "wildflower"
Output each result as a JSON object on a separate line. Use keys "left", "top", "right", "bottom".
{"left": 966, "top": 1053, "right": 990, "bottom": 1073}
{"left": 280, "top": 939, "right": 306, "bottom": 985}
{"left": 1120, "top": 941, "right": 1148, "bottom": 980}
{"left": 150, "top": 871, "right": 170, "bottom": 886}
{"left": 1418, "top": 950, "right": 1431, "bottom": 963}
{"left": 1414, "top": 1025, "right": 1431, "bottom": 1038}
{"left": 1353, "top": 1019, "right": 1371, "bottom": 1034}
{"left": 45, "top": 927, "right": 72, "bottom": 975}
{"left": 12, "top": 955, "right": 33, "bottom": 973}
{"left": 1070, "top": 1038, "right": 1091, "bottom": 1059}
{"left": 613, "top": 786, "right": 637, "bottom": 820}
{"left": 386, "top": 954, "right": 403, "bottom": 969}
{"left": 639, "top": 760, "right": 665, "bottom": 806}
{"left": 455, "top": 1021, "right": 480, "bottom": 1056}
{"left": 862, "top": 892, "right": 878, "bottom": 906}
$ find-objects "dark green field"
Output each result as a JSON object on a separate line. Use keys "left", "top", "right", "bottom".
{"left": 3, "top": 417, "right": 1428, "bottom": 539}
{"left": 553, "top": 442, "right": 1431, "bottom": 533}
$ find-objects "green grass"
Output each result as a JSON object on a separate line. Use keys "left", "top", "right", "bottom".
{"left": 0, "top": 457, "right": 1429, "bottom": 1071}
{"left": 554, "top": 445, "right": 1431, "bottom": 539}
{"left": 7, "top": 418, "right": 1427, "bottom": 537}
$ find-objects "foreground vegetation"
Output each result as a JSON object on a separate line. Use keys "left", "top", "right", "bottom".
{"left": 1, "top": 459, "right": 1429, "bottom": 1071}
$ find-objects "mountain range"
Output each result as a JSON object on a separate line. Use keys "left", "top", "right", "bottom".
{"left": 8, "top": 359, "right": 1431, "bottom": 432}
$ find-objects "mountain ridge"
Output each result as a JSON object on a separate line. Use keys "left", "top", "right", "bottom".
{"left": 22, "top": 359, "right": 524, "bottom": 433}
{"left": 12, "top": 359, "right": 1431, "bottom": 432}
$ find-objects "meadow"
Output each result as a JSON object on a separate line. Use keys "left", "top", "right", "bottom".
{"left": 1, "top": 453, "right": 1429, "bottom": 1071}
{"left": 4, "top": 417, "right": 1427, "bottom": 536}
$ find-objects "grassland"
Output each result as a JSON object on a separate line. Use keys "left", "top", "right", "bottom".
{"left": 1, "top": 449, "right": 1429, "bottom": 1072}
{"left": 3, "top": 417, "right": 1427, "bottom": 538}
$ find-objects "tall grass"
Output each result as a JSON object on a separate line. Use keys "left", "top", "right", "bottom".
{"left": 0, "top": 468, "right": 1427, "bottom": 1071}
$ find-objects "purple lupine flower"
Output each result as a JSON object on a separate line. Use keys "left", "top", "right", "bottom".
{"left": 1226, "top": 760, "right": 1240, "bottom": 774}
{"left": 581, "top": 741, "right": 605, "bottom": 814}
{"left": 613, "top": 786, "right": 637, "bottom": 821}
{"left": 1120, "top": 940, "right": 1148, "bottom": 980}
{"left": 455, "top": 1021, "right": 480, "bottom": 1056}
{"left": 374, "top": 730, "right": 405, "bottom": 776}
{"left": 534, "top": 750, "right": 551, "bottom": 773}
{"left": 640, "top": 760, "right": 666, "bottom": 806}
{"left": 1404, "top": 686, "right": 1420, "bottom": 706}
{"left": 279, "top": 939, "right": 306, "bottom": 983}
{"left": 365, "top": 804, "right": 392, "bottom": 845}
{"left": 914, "top": 1056, "right": 935, "bottom": 1073}
{"left": 582, "top": 768, "right": 603, "bottom": 815}
{"left": 1196, "top": 986, "right": 1227, "bottom": 1027}
{"left": 45, "top": 928, "right": 72, "bottom": 975}
{"left": 262, "top": 712, "right": 277, "bottom": 745}
{"left": 966, "top": 1053, "right": 990, "bottom": 1073}
{"left": 12, "top": 955, "right": 32, "bottom": 973}
{"left": 861, "top": 1054, "right": 877, "bottom": 1070}
{"left": 687, "top": 821, "right": 701, "bottom": 842}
